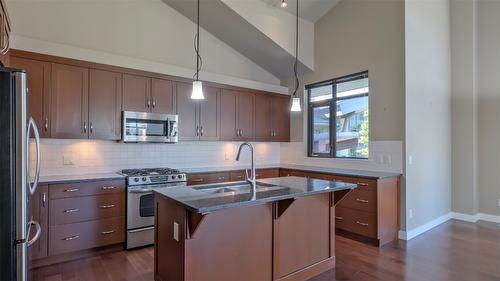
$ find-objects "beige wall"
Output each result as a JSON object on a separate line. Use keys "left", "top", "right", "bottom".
{"left": 405, "top": 0, "right": 452, "bottom": 230}
{"left": 477, "top": 0, "right": 500, "bottom": 216}
{"left": 286, "top": 0, "right": 405, "bottom": 143}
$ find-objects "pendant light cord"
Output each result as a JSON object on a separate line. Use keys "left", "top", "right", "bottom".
{"left": 293, "top": 0, "right": 299, "bottom": 98}
{"left": 194, "top": 0, "right": 202, "bottom": 81}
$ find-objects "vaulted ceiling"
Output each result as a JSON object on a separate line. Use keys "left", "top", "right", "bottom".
{"left": 259, "top": 0, "right": 342, "bottom": 22}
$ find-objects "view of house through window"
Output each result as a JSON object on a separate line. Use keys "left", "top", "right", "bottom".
{"left": 307, "top": 72, "right": 369, "bottom": 159}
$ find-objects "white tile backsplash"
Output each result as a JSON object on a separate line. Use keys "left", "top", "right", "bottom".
{"left": 33, "top": 139, "right": 281, "bottom": 176}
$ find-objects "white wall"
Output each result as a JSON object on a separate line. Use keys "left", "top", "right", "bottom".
{"left": 7, "top": 0, "right": 287, "bottom": 93}
{"left": 405, "top": 0, "right": 452, "bottom": 230}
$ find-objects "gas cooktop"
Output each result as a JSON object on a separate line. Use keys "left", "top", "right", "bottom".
{"left": 121, "top": 168, "right": 186, "bottom": 186}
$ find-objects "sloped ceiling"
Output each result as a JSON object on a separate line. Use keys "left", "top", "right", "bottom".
{"left": 260, "top": 0, "right": 342, "bottom": 22}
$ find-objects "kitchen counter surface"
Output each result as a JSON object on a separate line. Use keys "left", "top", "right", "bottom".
{"left": 154, "top": 176, "right": 356, "bottom": 214}
{"left": 39, "top": 172, "right": 125, "bottom": 184}
{"left": 181, "top": 165, "right": 279, "bottom": 174}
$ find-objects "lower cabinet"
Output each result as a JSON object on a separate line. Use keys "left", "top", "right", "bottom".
{"left": 187, "top": 168, "right": 280, "bottom": 186}
{"left": 31, "top": 179, "right": 126, "bottom": 265}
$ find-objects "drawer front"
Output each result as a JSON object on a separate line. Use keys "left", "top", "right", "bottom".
{"left": 49, "top": 216, "right": 125, "bottom": 256}
{"left": 332, "top": 176, "right": 377, "bottom": 192}
{"left": 230, "top": 170, "right": 246, "bottom": 181}
{"left": 187, "top": 172, "right": 230, "bottom": 185}
{"left": 50, "top": 193, "right": 125, "bottom": 226}
{"left": 279, "top": 169, "right": 308, "bottom": 178}
{"left": 255, "top": 168, "right": 279, "bottom": 179}
{"left": 337, "top": 188, "right": 377, "bottom": 213}
{"left": 50, "top": 179, "right": 125, "bottom": 199}
{"left": 335, "top": 207, "right": 377, "bottom": 238}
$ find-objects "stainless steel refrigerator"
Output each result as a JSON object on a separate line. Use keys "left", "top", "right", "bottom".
{"left": 0, "top": 67, "right": 41, "bottom": 281}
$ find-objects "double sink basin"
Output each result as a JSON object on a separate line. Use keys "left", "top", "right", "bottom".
{"left": 192, "top": 182, "right": 281, "bottom": 195}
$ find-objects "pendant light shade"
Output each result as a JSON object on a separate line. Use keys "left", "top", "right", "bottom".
{"left": 280, "top": 0, "right": 287, "bottom": 8}
{"left": 191, "top": 80, "right": 204, "bottom": 100}
{"left": 191, "top": 0, "right": 204, "bottom": 100}
{"left": 290, "top": 97, "right": 301, "bottom": 112}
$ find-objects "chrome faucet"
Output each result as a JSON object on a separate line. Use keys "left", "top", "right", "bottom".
{"left": 236, "top": 142, "right": 257, "bottom": 200}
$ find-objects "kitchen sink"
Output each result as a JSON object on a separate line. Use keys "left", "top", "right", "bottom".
{"left": 192, "top": 182, "right": 280, "bottom": 194}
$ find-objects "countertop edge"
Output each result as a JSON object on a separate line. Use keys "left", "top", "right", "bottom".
{"left": 38, "top": 174, "right": 125, "bottom": 185}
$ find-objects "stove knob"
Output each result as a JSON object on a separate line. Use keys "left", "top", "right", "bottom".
{"left": 178, "top": 175, "right": 183, "bottom": 179}
{"left": 134, "top": 178, "right": 139, "bottom": 182}
{"left": 171, "top": 176, "right": 176, "bottom": 180}
{"left": 142, "top": 177, "right": 147, "bottom": 182}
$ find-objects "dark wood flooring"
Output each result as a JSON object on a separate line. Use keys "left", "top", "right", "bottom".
{"left": 32, "top": 220, "right": 500, "bottom": 281}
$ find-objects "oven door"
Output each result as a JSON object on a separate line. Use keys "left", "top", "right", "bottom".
{"left": 127, "top": 189, "right": 155, "bottom": 230}
{"left": 122, "top": 111, "right": 178, "bottom": 143}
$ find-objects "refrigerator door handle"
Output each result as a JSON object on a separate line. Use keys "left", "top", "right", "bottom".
{"left": 26, "top": 220, "right": 41, "bottom": 247}
{"left": 27, "top": 117, "right": 41, "bottom": 195}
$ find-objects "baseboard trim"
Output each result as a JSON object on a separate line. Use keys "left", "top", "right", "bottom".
{"left": 398, "top": 212, "right": 500, "bottom": 241}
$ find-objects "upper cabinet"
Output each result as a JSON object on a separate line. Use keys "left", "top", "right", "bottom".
{"left": 220, "top": 89, "right": 254, "bottom": 141}
{"left": 9, "top": 56, "right": 52, "bottom": 138}
{"left": 255, "top": 94, "right": 272, "bottom": 141}
{"left": 271, "top": 96, "right": 290, "bottom": 142}
{"left": 122, "top": 74, "right": 151, "bottom": 113}
{"left": 151, "top": 78, "right": 175, "bottom": 114}
{"left": 176, "top": 82, "right": 219, "bottom": 141}
{"left": 50, "top": 63, "right": 89, "bottom": 139}
{"left": 88, "top": 69, "right": 122, "bottom": 140}
{"left": 0, "top": 0, "right": 11, "bottom": 67}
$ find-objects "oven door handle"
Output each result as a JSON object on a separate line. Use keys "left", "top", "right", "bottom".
{"left": 129, "top": 189, "right": 153, "bottom": 193}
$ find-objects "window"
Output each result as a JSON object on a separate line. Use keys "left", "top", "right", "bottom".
{"left": 307, "top": 72, "right": 369, "bottom": 159}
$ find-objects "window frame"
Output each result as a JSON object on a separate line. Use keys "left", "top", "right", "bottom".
{"left": 307, "top": 71, "right": 369, "bottom": 159}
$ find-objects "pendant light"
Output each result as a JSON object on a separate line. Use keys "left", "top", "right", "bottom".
{"left": 290, "top": 0, "right": 301, "bottom": 112}
{"left": 191, "top": 0, "right": 204, "bottom": 100}
{"left": 280, "top": 0, "right": 287, "bottom": 8}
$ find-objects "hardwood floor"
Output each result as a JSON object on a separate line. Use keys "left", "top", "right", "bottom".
{"left": 32, "top": 220, "right": 500, "bottom": 281}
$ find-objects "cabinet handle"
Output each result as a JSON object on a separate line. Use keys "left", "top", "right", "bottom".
{"left": 146, "top": 97, "right": 151, "bottom": 108}
{"left": 101, "top": 230, "right": 116, "bottom": 235}
{"left": 63, "top": 208, "right": 79, "bottom": 213}
{"left": 64, "top": 188, "right": 79, "bottom": 193}
{"left": 100, "top": 204, "right": 115, "bottom": 209}
{"left": 42, "top": 192, "right": 47, "bottom": 207}
{"left": 356, "top": 221, "right": 369, "bottom": 227}
{"left": 191, "top": 178, "right": 203, "bottom": 183}
{"left": 356, "top": 198, "right": 369, "bottom": 203}
{"left": 335, "top": 216, "right": 344, "bottom": 220}
{"left": 200, "top": 126, "right": 204, "bottom": 136}
{"left": 83, "top": 121, "right": 87, "bottom": 133}
{"left": 196, "top": 126, "right": 199, "bottom": 136}
{"left": 152, "top": 100, "right": 156, "bottom": 108}
{"left": 311, "top": 154, "right": 319, "bottom": 157}
{"left": 90, "top": 122, "right": 94, "bottom": 134}
{"left": 356, "top": 182, "right": 369, "bottom": 187}
{"left": 217, "top": 177, "right": 225, "bottom": 180}
{"left": 44, "top": 118, "right": 49, "bottom": 132}
{"left": 62, "top": 235, "right": 80, "bottom": 241}
{"left": 101, "top": 186, "right": 117, "bottom": 190}
{"left": 235, "top": 128, "right": 239, "bottom": 137}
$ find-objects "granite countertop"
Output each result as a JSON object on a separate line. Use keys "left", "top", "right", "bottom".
{"left": 154, "top": 176, "right": 356, "bottom": 214}
{"left": 39, "top": 173, "right": 125, "bottom": 184}
{"left": 182, "top": 165, "right": 280, "bottom": 174}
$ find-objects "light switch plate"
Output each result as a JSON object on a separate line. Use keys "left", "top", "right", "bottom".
{"left": 173, "top": 222, "right": 179, "bottom": 241}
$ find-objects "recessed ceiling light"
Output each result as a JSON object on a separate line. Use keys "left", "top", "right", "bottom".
{"left": 280, "top": 0, "right": 287, "bottom": 8}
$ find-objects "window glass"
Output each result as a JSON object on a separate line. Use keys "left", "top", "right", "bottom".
{"left": 336, "top": 96, "right": 369, "bottom": 158}
{"left": 310, "top": 84, "right": 332, "bottom": 103}
{"left": 337, "top": 78, "right": 369, "bottom": 99}
{"left": 311, "top": 106, "right": 331, "bottom": 154}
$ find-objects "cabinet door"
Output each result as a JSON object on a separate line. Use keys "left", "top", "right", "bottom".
{"left": 29, "top": 185, "right": 48, "bottom": 260}
{"left": 50, "top": 63, "right": 89, "bottom": 139}
{"left": 10, "top": 57, "right": 51, "bottom": 138}
{"left": 237, "top": 92, "right": 254, "bottom": 141}
{"left": 272, "top": 96, "right": 290, "bottom": 142}
{"left": 89, "top": 69, "right": 122, "bottom": 140}
{"left": 254, "top": 94, "right": 272, "bottom": 141}
{"left": 176, "top": 82, "right": 198, "bottom": 140}
{"left": 199, "top": 86, "right": 219, "bottom": 141}
{"left": 220, "top": 89, "right": 238, "bottom": 141}
{"left": 122, "top": 74, "right": 151, "bottom": 112}
{"left": 151, "top": 78, "right": 175, "bottom": 114}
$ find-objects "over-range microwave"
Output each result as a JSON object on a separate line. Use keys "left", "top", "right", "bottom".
{"left": 122, "top": 111, "right": 178, "bottom": 143}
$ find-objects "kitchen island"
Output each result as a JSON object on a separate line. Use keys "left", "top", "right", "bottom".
{"left": 154, "top": 176, "right": 357, "bottom": 281}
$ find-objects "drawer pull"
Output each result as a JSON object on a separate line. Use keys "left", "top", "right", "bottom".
{"left": 356, "top": 198, "right": 369, "bottom": 203}
{"left": 356, "top": 182, "right": 369, "bottom": 187}
{"left": 191, "top": 179, "right": 203, "bottom": 182}
{"left": 101, "top": 230, "right": 116, "bottom": 235}
{"left": 63, "top": 208, "right": 79, "bottom": 213}
{"left": 356, "top": 221, "right": 369, "bottom": 227}
{"left": 236, "top": 175, "right": 243, "bottom": 178}
{"left": 64, "top": 188, "right": 79, "bottom": 193}
{"left": 100, "top": 204, "right": 116, "bottom": 209}
{"left": 335, "top": 216, "right": 344, "bottom": 220}
{"left": 217, "top": 177, "right": 225, "bottom": 180}
{"left": 62, "top": 235, "right": 80, "bottom": 241}
{"left": 102, "top": 186, "right": 117, "bottom": 190}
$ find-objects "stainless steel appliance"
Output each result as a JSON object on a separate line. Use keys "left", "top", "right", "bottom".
{"left": 122, "top": 168, "right": 187, "bottom": 249}
{"left": 0, "top": 68, "right": 42, "bottom": 281}
{"left": 122, "top": 111, "right": 178, "bottom": 143}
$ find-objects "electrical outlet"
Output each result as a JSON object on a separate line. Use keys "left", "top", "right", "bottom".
{"left": 384, "top": 155, "right": 392, "bottom": 165}
{"left": 63, "top": 155, "right": 75, "bottom": 166}
{"left": 497, "top": 199, "right": 500, "bottom": 207}
{"left": 408, "top": 155, "right": 413, "bottom": 165}
{"left": 409, "top": 209, "right": 413, "bottom": 219}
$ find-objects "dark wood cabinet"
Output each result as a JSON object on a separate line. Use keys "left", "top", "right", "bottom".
{"left": 9, "top": 57, "right": 52, "bottom": 137}
{"left": 220, "top": 89, "right": 254, "bottom": 141}
{"left": 271, "top": 96, "right": 290, "bottom": 142}
{"left": 177, "top": 82, "right": 219, "bottom": 141}
{"left": 187, "top": 172, "right": 230, "bottom": 185}
{"left": 0, "top": 0, "right": 11, "bottom": 67}
{"left": 29, "top": 185, "right": 48, "bottom": 261}
{"left": 50, "top": 63, "right": 89, "bottom": 139}
{"left": 151, "top": 78, "right": 175, "bottom": 114}
{"left": 88, "top": 69, "right": 122, "bottom": 140}
{"left": 255, "top": 94, "right": 272, "bottom": 141}
{"left": 122, "top": 74, "right": 151, "bottom": 112}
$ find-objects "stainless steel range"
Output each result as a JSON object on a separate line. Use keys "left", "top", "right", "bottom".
{"left": 122, "top": 168, "right": 187, "bottom": 249}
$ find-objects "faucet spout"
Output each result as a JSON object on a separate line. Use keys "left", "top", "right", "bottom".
{"left": 235, "top": 142, "right": 257, "bottom": 199}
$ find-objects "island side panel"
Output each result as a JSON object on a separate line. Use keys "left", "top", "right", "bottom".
{"left": 184, "top": 203, "right": 273, "bottom": 281}
{"left": 155, "top": 195, "right": 186, "bottom": 281}
{"left": 273, "top": 193, "right": 334, "bottom": 281}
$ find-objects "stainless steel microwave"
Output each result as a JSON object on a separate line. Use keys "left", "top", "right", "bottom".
{"left": 122, "top": 111, "right": 178, "bottom": 143}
